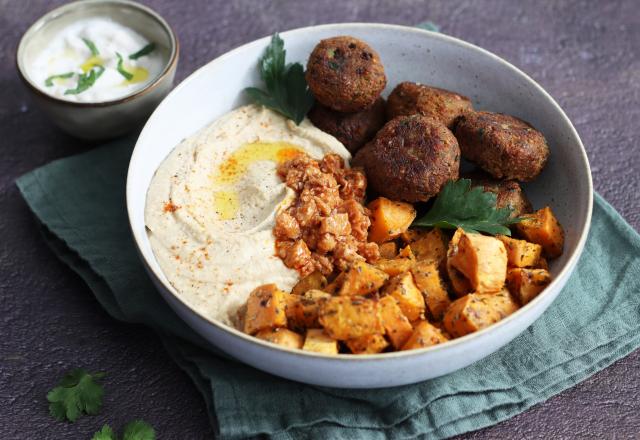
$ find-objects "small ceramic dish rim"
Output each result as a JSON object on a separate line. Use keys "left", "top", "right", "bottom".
{"left": 127, "top": 22, "right": 593, "bottom": 362}
{"left": 15, "top": 0, "right": 179, "bottom": 109}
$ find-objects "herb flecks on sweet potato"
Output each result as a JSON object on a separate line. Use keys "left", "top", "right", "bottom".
{"left": 506, "top": 268, "right": 551, "bottom": 305}
{"left": 319, "top": 296, "right": 384, "bottom": 340}
{"left": 338, "top": 260, "right": 389, "bottom": 296}
{"left": 443, "top": 289, "right": 518, "bottom": 337}
{"left": 411, "top": 261, "right": 451, "bottom": 321}
{"left": 516, "top": 206, "right": 564, "bottom": 258}
{"left": 256, "top": 327, "right": 304, "bottom": 349}
{"left": 367, "top": 197, "right": 416, "bottom": 244}
{"left": 382, "top": 271, "right": 425, "bottom": 322}
{"left": 497, "top": 235, "right": 542, "bottom": 268}
{"left": 244, "top": 284, "right": 288, "bottom": 335}
{"left": 447, "top": 228, "right": 507, "bottom": 294}
{"left": 302, "top": 329, "right": 339, "bottom": 354}
{"left": 402, "top": 321, "right": 449, "bottom": 350}
{"left": 378, "top": 296, "right": 414, "bottom": 349}
{"left": 346, "top": 333, "right": 389, "bottom": 354}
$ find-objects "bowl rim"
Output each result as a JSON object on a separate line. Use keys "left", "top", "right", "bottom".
{"left": 127, "top": 22, "right": 594, "bottom": 361}
{"left": 15, "top": 0, "right": 179, "bottom": 108}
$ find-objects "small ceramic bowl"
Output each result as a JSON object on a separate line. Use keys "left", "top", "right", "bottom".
{"left": 16, "top": 0, "right": 178, "bottom": 141}
{"left": 127, "top": 23, "right": 593, "bottom": 388}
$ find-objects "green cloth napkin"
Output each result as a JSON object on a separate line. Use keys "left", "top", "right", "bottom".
{"left": 16, "top": 137, "right": 640, "bottom": 439}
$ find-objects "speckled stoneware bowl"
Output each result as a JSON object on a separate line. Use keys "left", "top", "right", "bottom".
{"left": 127, "top": 23, "right": 593, "bottom": 388}
{"left": 16, "top": 0, "right": 178, "bottom": 141}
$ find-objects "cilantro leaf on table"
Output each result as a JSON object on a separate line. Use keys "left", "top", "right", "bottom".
{"left": 244, "top": 33, "right": 314, "bottom": 124}
{"left": 47, "top": 369, "right": 105, "bottom": 422}
{"left": 412, "top": 179, "right": 524, "bottom": 235}
{"left": 91, "top": 421, "right": 155, "bottom": 440}
{"left": 92, "top": 424, "right": 117, "bottom": 440}
{"left": 122, "top": 420, "right": 155, "bottom": 440}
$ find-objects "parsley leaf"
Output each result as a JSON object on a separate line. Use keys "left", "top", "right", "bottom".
{"left": 412, "top": 179, "right": 524, "bottom": 235}
{"left": 116, "top": 53, "right": 133, "bottom": 80}
{"left": 129, "top": 42, "right": 156, "bottom": 60}
{"left": 64, "top": 65, "right": 104, "bottom": 95}
{"left": 45, "top": 72, "right": 75, "bottom": 87}
{"left": 91, "top": 421, "right": 155, "bottom": 440}
{"left": 92, "top": 424, "right": 117, "bottom": 440}
{"left": 122, "top": 420, "right": 155, "bottom": 440}
{"left": 82, "top": 38, "right": 100, "bottom": 56}
{"left": 244, "top": 33, "right": 314, "bottom": 124}
{"left": 47, "top": 369, "right": 105, "bottom": 422}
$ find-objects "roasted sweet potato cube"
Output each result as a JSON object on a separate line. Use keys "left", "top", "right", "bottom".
{"left": 400, "top": 228, "right": 429, "bottom": 243}
{"left": 382, "top": 271, "right": 425, "bottom": 322}
{"left": 243, "top": 284, "right": 288, "bottom": 335}
{"left": 256, "top": 327, "right": 304, "bottom": 349}
{"left": 411, "top": 261, "right": 451, "bottom": 321}
{"left": 378, "top": 296, "right": 414, "bottom": 349}
{"left": 338, "top": 260, "right": 389, "bottom": 296}
{"left": 506, "top": 268, "right": 551, "bottom": 305}
{"left": 367, "top": 197, "right": 417, "bottom": 244}
{"left": 286, "top": 289, "right": 331, "bottom": 330}
{"left": 537, "top": 257, "right": 549, "bottom": 271}
{"left": 379, "top": 241, "right": 398, "bottom": 259}
{"left": 410, "top": 228, "right": 448, "bottom": 266}
{"left": 446, "top": 229, "right": 474, "bottom": 297}
{"left": 346, "top": 333, "right": 389, "bottom": 354}
{"left": 319, "top": 296, "right": 384, "bottom": 340}
{"left": 324, "top": 272, "right": 345, "bottom": 294}
{"left": 447, "top": 228, "right": 507, "bottom": 294}
{"left": 401, "top": 321, "right": 449, "bottom": 350}
{"left": 302, "top": 329, "right": 338, "bottom": 354}
{"left": 516, "top": 206, "right": 564, "bottom": 258}
{"left": 291, "top": 271, "right": 328, "bottom": 296}
{"left": 443, "top": 289, "right": 519, "bottom": 338}
{"left": 375, "top": 245, "right": 416, "bottom": 276}
{"left": 497, "top": 235, "right": 542, "bottom": 268}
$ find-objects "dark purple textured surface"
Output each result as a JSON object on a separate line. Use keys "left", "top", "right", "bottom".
{"left": 1, "top": 1, "right": 639, "bottom": 438}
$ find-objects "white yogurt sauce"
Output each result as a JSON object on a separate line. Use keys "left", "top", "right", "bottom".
{"left": 29, "top": 18, "right": 166, "bottom": 102}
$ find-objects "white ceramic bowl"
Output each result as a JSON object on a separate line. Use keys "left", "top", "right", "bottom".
{"left": 127, "top": 23, "right": 592, "bottom": 388}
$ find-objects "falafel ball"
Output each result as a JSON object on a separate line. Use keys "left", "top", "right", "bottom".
{"left": 464, "top": 171, "right": 533, "bottom": 218}
{"left": 306, "top": 36, "right": 386, "bottom": 113}
{"left": 455, "top": 111, "right": 549, "bottom": 181}
{"left": 308, "top": 98, "right": 386, "bottom": 153}
{"left": 353, "top": 115, "right": 460, "bottom": 203}
{"left": 386, "top": 81, "right": 473, "bottom": 129}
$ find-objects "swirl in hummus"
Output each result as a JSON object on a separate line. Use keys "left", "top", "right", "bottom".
{"left": 145, "top": 105, "right": 350, "bottom": 325}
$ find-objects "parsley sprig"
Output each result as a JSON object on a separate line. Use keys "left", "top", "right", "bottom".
{"left": 412, "top": 179, "right": 525, "bottom": 235}
{"left": 92, "top": 421, "right": 155, "bottom": 440}
{"left": 244, "top": 33, "right": 314, "bottom": 124}
{"left": 47, "top": 369, "right": 105, "bottom": 422}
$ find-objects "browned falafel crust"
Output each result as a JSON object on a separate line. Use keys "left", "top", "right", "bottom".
{"left": 308, "top": 98, "right": 386, "bottom": 153}
{"left": 353, "top": 115, "right": 461, "bottom": 203}
{"left": 455, "top": 111, "right": 549, "bottom": 181}
{"left": 306, "top": 36, "right": 386, "bottom": 113}
{"left": 464, "top": 171, "right": 533, "bottom": 218}
{"left": 386, "top": 81, "right": 473, "bottom": 129}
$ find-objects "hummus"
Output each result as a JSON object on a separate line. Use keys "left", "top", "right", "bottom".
{"left": 145, "top": 105, "right": 350, "bottom": 325}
